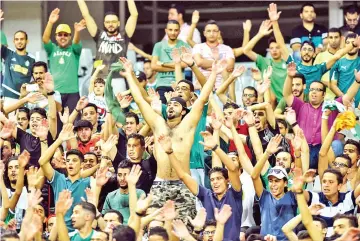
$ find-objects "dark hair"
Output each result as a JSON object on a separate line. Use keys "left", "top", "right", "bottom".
{"left": 344, "top": 139, "right": 360, "bottom": 154}
{"left": 104, "top": 11, "right": 119, "bottom": 18}
{"left": 118, "top": 159, "right": 133, "bottom": 170}
{"left": 127, "top": 133, "right": 145, "bottom": 147}
{"left": 84, "top": 152, "right": 99, "bottom": 164}
{"left": 206, "top": 19, "right": 218, "bottom": 27}
{"left": 1, "top": 230, "right": 19, "bottom": 240}
{"left": 144, "top": 59, "right": 151, "bottom": 64}
{"left": 223, "top": 102, "right": 240, "bottom": 110}
{"left": 14, "top": 30, "right": 28, "bottom": 40}
{"left": 334, "top": 214, "right": 358, "bottom": 228}
{"left": 4, "top": 156, "right": 20, "bottom": 188}
{"left": 300, "top": 3, "right": 316, "bottom": 13}
{"left": 167, "top": 20, "right": 180, "bottom": 27}
{"left": 112, "top": 225, "right": 136, "bottom": 241}
{"left": 125, "top": 112, "right": 140, "bottom": 125}
{"left": 268, "top": 36, "right": 277, "bottom": 46}
{"left": 66, "top": 149, "right": 84, "bottom": 163}
{"left": 323, "top": 168, "right": 343, "bottom": 184}
{"left": 104, "top": 209, "right": 124, "bottom": 224}
{"left": 345, "top": 33, "right": 358, "bottom": 42}
{"left": 206, "top": 125, "right": 214, "bottom": 135}
{"left": 178, "top": 79, "right": 194, "bottom": 92}
{"left": 336, "top": 154, "right": 352, "bottom": 168}
{"left": 57, "top": 144, "right": 64, "bottom": 155}
{"left": 243, "top": 86, "right": 258, "bottom": 99}
{"left": 328, "top": 27, "right": 342, "bottom": 37}
{"left": 344, "top": 5, "right": 359, "bottom": 15}
{"left": 170, "top": 3, "right": 185, "bottom": 16}
{"left": 297, "top": 230, "right": 311, "bottom": 240}
{"left": 18, "top": 106, "right": 30, "bottom": 120}
{"left": 293, "top": 73, "right": 306, "bottom": 85}
{"left": 313, "top": 216, "right": 328, "bottom": 229}
{"left": 94, "top": 78, "right": 105, "bottom": 85}
{"left": 208, "top": 167, "right": 229, "bottom": 180}
{"left": 4, "top": 138, "right": 16, "bottom": 150}
{"left": 245, "top": 226, "right": 261, "bottom": 240}
{"left": 301, "top": 40, "right": 316, "bottom": 51}
{"left": 148, "top": 226, "right": 169, "bottom": 240}
{"left": 247, "top": 234, "right": 264, "bottom": 241}
{"left": 276, "top": 119, "right": 288, "bottom": 129}
{"left": 204, "top": 220, "right": 217, "bottom": 229}
{"left": 83, "top": 103, "right": 98, "bottom": 114}
{"left": 75, "top": 201, "right": 96, "bottom": 217}
{"left": 30, "top": 107, "right": 47, "bottom": 119}
{"left": 310, "top": 81, "right": 326, "bottom": 93}
{"left": 32, "top": 61, "right": 48, "bottom": 73}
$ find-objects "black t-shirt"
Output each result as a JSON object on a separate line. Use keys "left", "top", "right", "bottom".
{"left": 130, "top": 155, "right": 157, "bottom": 194}
{"left": 16, "top": 128, "right": 55, "bottom": 167}
{"left": 93, "top": 29, "right": 130, "bottom": 79}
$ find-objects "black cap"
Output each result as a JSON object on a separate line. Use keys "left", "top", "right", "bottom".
{"left": 135, "top": 71, "right": 147, "bottom": 82}
{"left": 74, "top": 120, "right": 93, "bottom": 131}
{"left": 168, "top": 97, "right": 190, "bottom": 115}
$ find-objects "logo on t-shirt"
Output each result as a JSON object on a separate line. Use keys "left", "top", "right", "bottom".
{"left": 98, "top": 32, "right": 124, "bottom": 54}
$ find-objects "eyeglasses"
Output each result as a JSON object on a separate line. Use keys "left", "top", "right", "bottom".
{"left": 243, "top": 94, "right": 256, "bottom": 98}
{"left": 203, "top": 230, "right": 216, "bottom": 235}
{"left": 333, "top": 162, "right": 349, "bottom": 168}
{"left": 309, "top": 88, "right": 324, "bottom": 92}
{"left": 175, "top": 86, "right": 190, "bottom": 92}
{"left": 57, "top": 33, "right": 70, "bottom": 37}
{"left": 253, "top": 112, "right": 265, "bottom": 117}
{"left": 301, "top": 48, "right": 314, "bottom": 52}
{"left": 205, "top": 30, "right": 219, "bottom": 34}
{"left": 104, "top": 20, "right": 118, "bottom": 24}
{"left": 269, "top": 168, "right": 286, "bottom": 176}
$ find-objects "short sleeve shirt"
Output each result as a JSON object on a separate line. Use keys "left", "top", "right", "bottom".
{"left": 290, "top": 24, "right": 328, "bottom": 48}
{"left": 70, "top": 229, "right": 95, "bottom": 241}
{"left": 44, "top": 41, "right": 82, "bottom": 94}
{"left": 88, "top": 92, "right": 107, "bottom": 123}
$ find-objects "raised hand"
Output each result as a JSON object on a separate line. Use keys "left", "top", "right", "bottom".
{"left": 59, "top": 106, "right": 70, "bottom": 124}
{"left": 147, "top": 88, "right": 160, "bottom": 102}
{"left": 119, "top": 57, "right": 134, "bottom": 76}
{"left": 264, "top": 235, "right": 278, "bottom": 241}
{"left": 34, "top": 119, "right": 49, "bottom": 140}
{"left": 20, "top": 213, "right": 43, "bottom": 241}
{"left": 214, "top": 204, "right": 232, "bottom": 225}
{"left": 116, "top": 93, "right": 133, "bottom": 109}
{"left": 49, "top": 8, "right": 60, "bottom": 24}
{"left": 266, "top": 134, "right": 282, "bottom": 155}
{"left": 210, "top": 112, "right": 222, "bottom": 130}
{"left": 76, "top": 96, "right": 89, "bottom": 111}
{"left": 18, "top": 150, "right": 30, "bottom": 168}
{"left": 0, "top": 121, "right": 15, "bottom": 139}
{"left": 258, "top": 20, "right": 273, "bottom": 36}
{"left": 101, "top": 134, "right": 118, "bottom": 153}
{"left": 256, "top": 79, "right": 271, "bottom": 95}
{"left": 242, "top": 110, "right": 255, "bottom": 126}
{"left": 27, "top": 166, "right": 43, "bottom": 188}
{"left": 291, "top": 167, "right": 304, "bottom": 193}
{"left": 58, "top": 123, "right": 75, "bottom": 142}
{"left": 145, "top": 136, "right": 154, "bottom": 150}
{"left": 27, "top": 189, "right": 43, "bottom": 209}
{"left": 180, "top": 52, "right": 195, "bottom": 67}
{"left": 309, "top": 203, "right": 325, "bottom": 215}
{"left": 126, "top": 165, "right": 142, "bottom": 186}
{"left": 43, "top": 72, "right": 55, "bottom": 92}
{"left": 0, "top": 9, "right": 4, "bottom": 22}
{"left": 191, "top": 10, "right": 200, "bottom": 25}
{"left": 242, "top": 19, "right": 252, "bottom": 32}
{"left": 172, "top": 219, "right": 192, "bottom": 239}
{"left": 83, "top": 187, "right": 95, "bottom": 205}
{"left": 199, "top": 131, "right": 217, "bottom": 150}
{"left": 26, "top": 92, "right": 43, "bottom": 104}
{"left": 337, "top": 228, "right": 360, "bottom": 241}
{"left": 74, "top": 19, "right": 86, "bottom": 32}
{"left": 353, "top": 36, "right": 360, "bottom": 48}
{"left": 250, "top": 68, "right": 262, "bottom": 82}
{"left": 55, "top": 190, "right": 73, "bottom": 215}
{"left": 303, "top": 169, "right": 317, "bottom": 183}
{"left": 287, "top": 62, "right": 297, "bottom": 77}
{"left": 284, "top": 107, "right": 297, "bottom": 125}
{"left": 268, "top": 3, "right": 281, "bottom": 22}
{"left": 171, "top": 48, "right": 181, "bottom": 64}
{"left": 234, "top": 108, "right": 246, "bottom": 121}
{"left": 96, "top": 167, "right": 110, "bottom": 187}
{"left": 158, "top": 134, "right": 173, "bottom": 154}
{"left": 0, "top": 160, "right": 4, "bottom": 177}
{"left": 163, "top": 200, "right": 177, "bottom": 221}
{"left": 230, "top": 65, "right": 246, "bottom": 79}
{"left": 212, "top": 59, "right": 227, "bottom": 74}
{"left": 136, "top": 193, "right": 152, "bottom": 214}
{"left": 263, "top": 66, "right": 273, "bottom": 81}
{"left": 292, "top": 128, "right": 305, "bottom": 151}
{"left": 188, "top": 207, "right": 206, "bottom": 230}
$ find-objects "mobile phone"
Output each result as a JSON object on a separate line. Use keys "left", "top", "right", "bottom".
{"left": 26, "top": 84, "right": 39, "bottom": 92}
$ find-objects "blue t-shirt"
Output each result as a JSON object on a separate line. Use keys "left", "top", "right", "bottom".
{"left": 197, "top": 185, "right": 242, "bottom": 241}
{"left": 258, "top": 190, "right": 297, "bottom": 241}
{"left": 290, "top": 23, "right": 327, "bottom": 48}
{"left": 49, "top": 171, "right": 91, "bottom": 232}
{"left": 330, "top": 57, "right": 360, "bottom": 105}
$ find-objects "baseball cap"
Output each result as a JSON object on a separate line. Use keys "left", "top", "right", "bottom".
{"left": 74, "top": 120, "right": 93, "bottom": 131}
{"left": 56, "top": 24, "right": 71, "bottom": 34}
{"left": 168, "top": 97, "right": 190, "bottom": 115}
{"left": 135, "top": 71, "right": 146, "bottom": 82}
{"left": 267, "top": 166, "right": 288, "bottom": 180}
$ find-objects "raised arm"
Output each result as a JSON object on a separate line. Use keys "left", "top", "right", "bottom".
{"left": 77, "top": 0, "right": 98, "bottom": 37}
{"left": 319, "top": 116, "right": 337, "bottom": 178}
{"left": 44, "top": 73, "right": 57, "bottom": 139}
{"left": 215, "top": 66, "right": 245, "bottom": 104}
{"left": 213, "top": 205, "right": 233, "bottom": 241}
{"left": 186, "top": 10, "right": 199, "bottom": 48}
{"left": 243, "top": 20, "right": 273, "bottom": 61}
{"left": 283, "top": 62, "right": 296, "bottom": 106}
{"left": 343, "top": 70, "right": 360, "bottom": 104}
{"left": 43, "top": 8, "right": 59, "bottom": 44}
{"left": 158, "top": 134, "right": 199, "bottom": 195}
{"left": 89, "top": 64, "right": 105, "bottom": 93}
{"left": 124, "top": 0, "right": 138, "bottom": 38}
{"left": 73, "top": 19, "right": 86, "bottom": 44}
{"left": 233, "top": 20, "right": 251, "bottom": 57}
{"left": 55, "top": 190, "right": 73, "bottom": 241}
{"left": 268, "top": 3, "right": 289, "bottom": 60}
{"left": 282, "top": 215, "right": 302, "bottom": 241}
{"left": 326, "top": 37, "right": 360, "bottom": 70}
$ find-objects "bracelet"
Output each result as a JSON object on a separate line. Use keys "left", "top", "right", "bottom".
{"left": 0, "top": 137, "right": 6, "bottom": 141}
{"left": 321, "top": 115, "right": 329, "bottom": 120}
{"left": 166, "top": 150, "right": 174, "bottom": 155}
{"left": 75, "top": 108, "right": 80, "bottom": 112}
{"left": 193, "top": 229, "right": 203, "bottom": 234}
{"left": 189, "top": 62, "right": 195, "bottom": 68}
{"left": 40, "top": 139, "right": 48, "bottom": 143}
{"left": 47, "top": 91, "right": 55, "bottom": 96}
{"left": 291, "top": 122, "right": 298, "bottom": 128}
{"left": 136, "top": 211, "right": 146, "bottom": 217}
{"left": 293, "top": 190, "right": 304, "bottom": 194}
{"left": 295, "top": 154, "right": 301, "bottom": 158}
{"left": 211, "top": 144, "right": 219, "bottom": 152}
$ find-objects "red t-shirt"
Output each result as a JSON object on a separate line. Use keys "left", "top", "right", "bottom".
{"left": 229, "top": 122, "right": 252, "bottom": 159}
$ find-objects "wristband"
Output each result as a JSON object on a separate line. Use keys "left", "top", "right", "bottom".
{"left": 291, "top": 122, "right": 298, "bottom": 128}
{"left": 75, "top": 108, "right": 80, "bottom": 112}
{"left": 136, "top": 211, "right": 146, "bottom": 217}
{"left": 321, "top": 115, "right": 329, "bottom": 120}
{"left": 41, "top": 139, "right": 48, "bottom": 143}
{"left": 295, "top": 154, "right": 301, "bottom": 158}
{"left": 47, "top": 91, "right": 55, "bottom": 96}
{"left": 189, "top": 62, "right": 195, "bottom": 68}
{"left": 0, "top": 137, "right": 6, "bottom": 141}
{"left": 193, "top": 229, "right": 203, "bottom": 234}
{"left": 356, "top": 79, "right": 360, "bottom": 84}
{"left": 166, "top": 150, "right": 174, "bottom": 155}
{"left": 211, "top": 144, "right": 219, "bottom": 152}
{"left": 293, "top": 190, "right": 304, "bottom": 194}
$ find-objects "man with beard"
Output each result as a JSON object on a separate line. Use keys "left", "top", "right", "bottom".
{"left": 77, "top": 0, "right": 138, "bottom": 94}
{"left": 244, "top": 3, "right": 290, "bottom": 103}
{"left": 340, "top": 5, "right": 360, "bottom": 37}
{"left": 0, "top": 139, "right": 15, "bottom": 162}
{"left": 81, "top": 103, "right": 100, "bottom": 134}
{"left": 151, "top": 20, "right": 190, "bottom": 104}
{"left": 144, "top": 59, "right": 157, "bottom": 90}
{"left": 68, "top": 120, "right": 100, "bottom": 155}
{"left": 101, "top": 161, "right": 145, "bottom": 224}
{"left": 314, "top": 28, "right": 342, "bottom": 100}
{"left": 292, "top": 36, "right": 360, "bottom": 95}
{"left": 274, "top": 73, "right": 306, "bottom": 119}
{"left": 1, "top": 28, "right": 35, "bottom": 107}
{"left": 42, "top": 8, "right": 85, "bottom": 112}
{"left": 330, "top": 33, "right": 360, "bottom": 105}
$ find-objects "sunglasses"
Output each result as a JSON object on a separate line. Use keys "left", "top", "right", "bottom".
{"left": 269, "top": 168, "right": 286, "bottom": 176}
{"left": 243, "top": 94, "right": 256, "bottom": 98}
{"left": 253, "top": 112, "right": 265, "bottom": 117}
{"left": 309, "top": 88, "right": 324, "bottom": 92}
{"left": 203, "top": 230, "right": 216, "bottom": 235}
{"left": 57, "top": 33, "right": 70, "bottom": 37}
{"left": 333, "top": 162, "right": 348, "bottom": 168}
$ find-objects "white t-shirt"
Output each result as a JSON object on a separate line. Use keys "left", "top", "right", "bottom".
{"left": 4, "top": 187, "right": 28, "bottom": 230}
{"left": 240, "top": 171, "right": 256, "bottom": 228}
{"left": 88, "top": 92, "right": 107, "bottom": 123}
{"left": 192, "top": 43, "right": 234, "bottom": 89}
{"left": 25, "top": 91, "right": 62, "bottom": 111}
{"left": 163, "top": 22, "right": 201, "bottom": 45}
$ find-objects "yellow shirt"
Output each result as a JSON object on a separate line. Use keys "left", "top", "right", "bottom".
{"left": 314, "top": 50, "right": 336, "bottom": 100}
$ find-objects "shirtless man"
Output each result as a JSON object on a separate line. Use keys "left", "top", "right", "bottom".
{"left": 120, "top": 57, "right": 222, "bottom": 224}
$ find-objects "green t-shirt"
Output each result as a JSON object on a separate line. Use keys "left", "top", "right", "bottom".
{"left": 1, "top": 30, "right": 7, "bottom": 45}
{"left": 275, "top": 98, "right": 287, "bottom": 113}
{"left": 256, "top": 55, "right": 289, "bottom": 101}
{"left": 70, "top": 229, "right": 95, "bottom": 241}
{"left": 152, "top": 40, "right": 190, "bottom": 87}
{"left": 44, "top": 41, "right": 82, "bottom": 93}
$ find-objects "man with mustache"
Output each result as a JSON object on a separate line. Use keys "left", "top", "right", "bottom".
{"left": 77, "top": 0, "right": 138, "bottom": 95}
{"left": 339, "top": 5, "right": 360, "bottom": 37}
{"left": 1, "top": 11, "right": 35, "bottom": 109}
